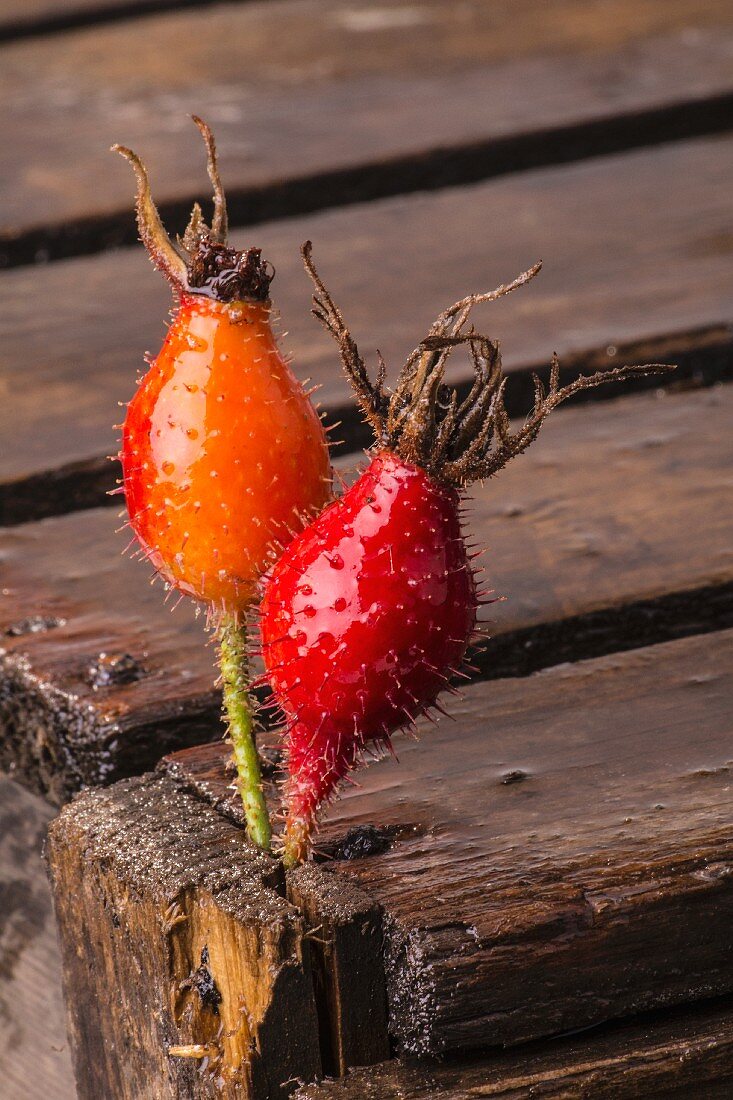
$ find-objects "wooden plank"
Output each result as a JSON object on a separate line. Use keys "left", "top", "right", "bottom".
{"left": 3, "top": 383, "right": 733, "bottom": 803}
{"left": 2, "top": 135, "right": 733, "bottom": 521}
{"left": 0, "top": 775, "right": 75, "bottom": 1100}
{"left": 294, "top": 999, "right": 733, "bottom": 1099}
{"left": 163, "top": 628, "right": 733, "bottom": 1055}
{"left": 47, "top": 772, "right": 322, "bottom": 1099}
{"left": 2, "top": 0, "right": 733, "bottom": 256}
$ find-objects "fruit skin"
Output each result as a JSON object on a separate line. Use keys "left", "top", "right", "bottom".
{"left": 122, "top": 293, "right": 331, "bottom": 611}
{"left": 261, "top": 450, "right": 477, "bottom": 854}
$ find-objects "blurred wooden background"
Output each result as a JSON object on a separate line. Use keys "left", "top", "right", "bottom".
{"left": 0, "top": 1, "right": 732, "bottom": 1097}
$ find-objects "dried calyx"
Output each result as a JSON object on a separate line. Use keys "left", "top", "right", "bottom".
{"left": 112, "top": 117, "right": 273, "bottom": 303}
{"left": 303, "top": 241, "right": 675, "bottom": 487}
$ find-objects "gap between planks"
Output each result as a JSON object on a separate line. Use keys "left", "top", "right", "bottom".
{"left": 293, "top": 994, "right": 733, "bottom": 1100}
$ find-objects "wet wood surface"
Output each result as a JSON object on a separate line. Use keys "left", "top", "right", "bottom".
{"left": 3, "top": 384, "right": 732, "bottom": 803}
{"left": 3, "top": 135, "right": 733, "bottom": 521}
{"left": 47, "top": 772, "right": 322, "bottom": 1099}
{"left": 163, "top": 628, "right": 733, "bottom": 1056}
{"left": 294, "top": 998, "right": 733, "bottom": 1099}
{"left": 3, "top": 0, "right": 732, "bottom": 252}
{"left": 0, "top": 776, "right": 74, "bottom": 1100}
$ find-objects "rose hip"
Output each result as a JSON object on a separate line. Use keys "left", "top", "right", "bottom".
{"left": 261, "top": 242, "right": 672, "bottom": 865}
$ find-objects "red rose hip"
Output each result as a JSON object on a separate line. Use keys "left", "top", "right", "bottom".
{"left": 262, "top": 242, "right": 672, "bottom": 865}
{"left": 263, "top": 451, "right": 476, "bottom": 853}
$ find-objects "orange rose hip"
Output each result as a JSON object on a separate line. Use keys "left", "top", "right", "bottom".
{"left": 117, "top": 120, "right": 331, "bottom": 614}
{"left": 123, "top": 293, "right": 330, "bottom": 610}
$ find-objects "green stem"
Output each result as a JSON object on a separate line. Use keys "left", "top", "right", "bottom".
{"left": 218, "top": 613, "right": 272, "bottom": 851}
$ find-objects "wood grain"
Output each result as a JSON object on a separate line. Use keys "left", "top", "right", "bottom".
{"left": 47, "top": 772, "right": 322, "bottom": 1099}
{"left": 2, "top": 135, "right": 733, "bottom": 520}
{"left": 0, "top": 776, "right": 74, "bottom": 1100}
{"left": 3, "top": 384, "right": 732, "bottom": 803}
{"left": 294, "top": 998, "right": 733, "bottom": 1099}
{"left": 2, "top": 0, "right": 733, "bottom": 253}
{"left": 164, "top": 628, "right": 733, "bottom": 1056}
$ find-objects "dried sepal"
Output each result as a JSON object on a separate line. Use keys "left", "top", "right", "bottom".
{"left": 180, "top": 201, "right": 207, "bottom": 255}
{"left": 302, "top": 243, "right": 675, "bottom": 485}
{"left": 111, "top": 143, "right": 188, "bottom": 290}
{"left": 400, "top": 260, "right": 543, "bottom": 381}
{"left": 442, "top": 352, "right": 675, "bottom": 484}
{"left": 302, "top": 241, "right": 388, "bottom": 437}
{"left": 192, "top": 114, "right": 228, "bottom": 244}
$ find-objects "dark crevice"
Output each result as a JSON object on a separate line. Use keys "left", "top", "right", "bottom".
{"left": 0, "top": 0, "right": 267, "bottom": 45}
{"left": 1, "top": 322, "right": 730, "bottom": 527}
{"left": 3, "top": 91, "right": 733, "bottom": 269}
{"left": 471, "top": 581, "right": 733, "bottom": 683}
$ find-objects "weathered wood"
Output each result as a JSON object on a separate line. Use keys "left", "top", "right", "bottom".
{"left": 3, "top": 0, "right": 733, "bottom": 256}
{"left": 0, "top": 506, "right": 215, "bottom": 803}
{"left": 47, "top": 772, "right": 322, "bottom": 1099}
{"left": 0, "top": 775, "right": 75, "bottom": 1100}
{"left": 4, "top": 384, "right": 733, "bottom": 803}
{"left": 3, "top": 135, "right": 733, "bottom": 522}
{"left": 163, "top": 628, "right": 733, "bottom": 1055}
{"left": 294, "top": 998, "right": 733, "bottom": 1099}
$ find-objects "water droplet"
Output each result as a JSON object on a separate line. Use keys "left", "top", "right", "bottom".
{"left": 303, "top": 605, "right": 317, "bottom": 618}
{"left": 186, "top": 428, "right": 199, "bottom": 440}
{"left": 162, "top": 461, "right": 175, "bottom": 476}
{"left": 334, "top": 597, "right": 347, "bottom": 611}
{"left": 328, "top": 554, "right": 344, "bottom": 570}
